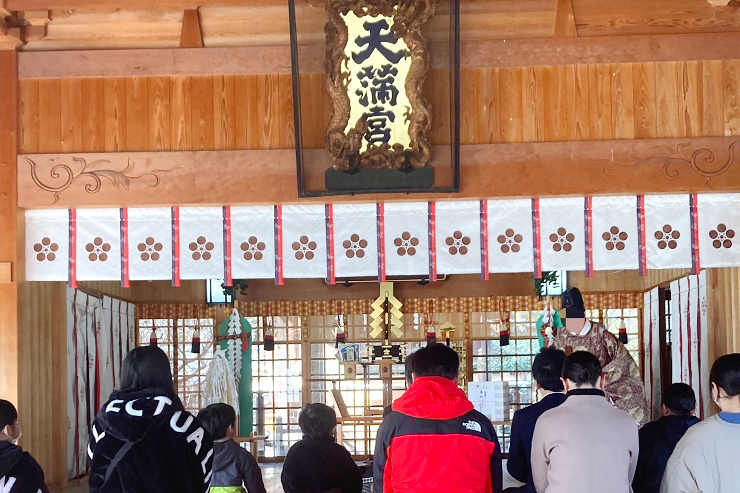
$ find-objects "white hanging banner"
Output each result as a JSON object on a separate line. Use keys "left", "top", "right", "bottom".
{"left": 231, "top": 206, "right": 275, "bottom": 280}
{"left": 128, "top": 207, "right": 173, "bottom": 281}
{"left": 383, "top": 202, "right": 430, "bottom": 277}
{"left": 697, "top": 270, "right": 710, "bottom": 419}
{"left": 76, "top": 208, "right": 121, "bottom": 281}
{"left": 592, "top": 195, "right": 639, "bottom": 271}
{"left": 697, "top": 193, "right": 740, "bottom": 268}
{"left": 540, "top": 197, "right": 585, "bottom": 272}
{"left": 645, "top": 195, "right": 691, "bottom": 269}
{"left": 179, "top": 207, "right": 224, "bottom": 280}
{"left": 670, "top": 273, "right": 710, "bottom": 419}
{"left": 25, "top": 209, "right": 69, "bottom": 281}
{"left": 24, "top": 193, "right": 740, "bottom": 283}
{"left": 486, "top": 199, "right": 533, "bottom": 274}
{"left": 333, "top": 203, "right": 378, "bottom": 279}
{"left": 435, "top": 201, "right": 481, "bottom": 275}
{"left": 643, "top": 287, "right": 662, "bottom": 421}
{"left": 282, "top": 204, "right": 327, "bottom": 279}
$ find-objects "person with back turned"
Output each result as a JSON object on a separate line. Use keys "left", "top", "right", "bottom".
{"left": 661, "top": 354, "right": 740, "bottom": 493}
{"left": 531, "top": 351, "right": 638, "bottom": 493}
{"left": 507, "top": 348, "right": 567, "bottom": 493}
{"left": 632, "top": 383, "right": 699, "bottom": 493}
{"left": 0, "top": 400, "right": 48, "bottom": 493}
{"left": 373, "top": 343, "right": 502, "bottom": 493}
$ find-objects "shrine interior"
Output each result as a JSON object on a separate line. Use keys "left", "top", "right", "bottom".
{"left": 2, "top": 0, "right": 740, "bottom": 492}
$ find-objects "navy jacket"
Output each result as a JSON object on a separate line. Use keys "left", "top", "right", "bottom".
{"left": 632, "top": 415, "right": 699, "bottom": 493}
{"left": 506, "top": 392, "right": 566, "bottom": 493}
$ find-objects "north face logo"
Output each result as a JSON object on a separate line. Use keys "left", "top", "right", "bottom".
{"left": 462, "top": 420, "right": 482, "bottom": 432}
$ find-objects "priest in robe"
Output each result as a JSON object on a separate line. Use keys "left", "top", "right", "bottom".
{"left": 551, "top": 287, "right": 649, "bottom": 426}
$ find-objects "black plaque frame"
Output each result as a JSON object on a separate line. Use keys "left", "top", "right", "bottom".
{"left": 288, "top": 0, "right": 461, "bottom": 197}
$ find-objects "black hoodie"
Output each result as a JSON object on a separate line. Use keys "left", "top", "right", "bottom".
{"left": 632, "top": 414, "right": 700, "bottom": 493}
{"left": 0, "top": 441, "right": 48, "bottom": 493}
{"left": 88, "top": 389, "right": 214, "bottom": 493}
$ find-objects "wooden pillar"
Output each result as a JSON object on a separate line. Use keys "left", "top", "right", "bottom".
{"left": 706, "top": 268, "right": 740, "bottom": 365}
{"left": 0, "top": 49, "right": 18, "bottom": 404}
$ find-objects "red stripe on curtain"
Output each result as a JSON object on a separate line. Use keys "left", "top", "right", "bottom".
{"left": 377, "top": 203, "right": 386, "bottom": 282}
{"left": 480, "top": 200, "right": 489, "bottom": 281}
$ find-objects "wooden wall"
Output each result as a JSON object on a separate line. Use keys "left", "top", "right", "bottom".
{"left": 570, "top": 269, "right": 692, "bottom": 293}
{"left": 17, "top": 281, "right": 67, "bottom": 490}
{"left": 707, "top": 268, "right": 740, "bottom": 365}
{"left": 18, "top": 60, "right": 740, "bottom": 154}
{"left": 0, "top": 51, "right": 19, "bottom": 407}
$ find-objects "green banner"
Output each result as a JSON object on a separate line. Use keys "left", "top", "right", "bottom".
{"left": 217, "top": 313, "right": 253, "bottom": 437}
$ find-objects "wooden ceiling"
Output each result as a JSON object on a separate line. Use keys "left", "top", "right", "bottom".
{"left": 0, "top": 0, "right": 738, "bottom": 51}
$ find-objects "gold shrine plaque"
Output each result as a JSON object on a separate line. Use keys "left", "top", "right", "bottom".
{"left": 325, "top": 0, "right": 434, "bottom": 171}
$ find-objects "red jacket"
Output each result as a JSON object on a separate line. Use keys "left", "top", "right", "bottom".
{"left": 373, "top": 377, "right": 503, "bottom": 493}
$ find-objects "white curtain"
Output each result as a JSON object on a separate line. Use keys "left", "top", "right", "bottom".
{"left": 643, "top": 287, "right": 662, "bottom": 421}
{"left": 66, "top": 289, "right": 135, "bottom": 480}
{"left": 670, "top": 272, "right": 710, "bottom": 420}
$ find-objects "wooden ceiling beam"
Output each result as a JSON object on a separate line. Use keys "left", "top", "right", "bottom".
{"left": 7, "top": 0, "right": 270, "bottom": 9}
{"left": 18, "top": 31, "right": 740, "bottom": 78}
{"left": 17, "top": 137, "right": 740, "bottom": 207}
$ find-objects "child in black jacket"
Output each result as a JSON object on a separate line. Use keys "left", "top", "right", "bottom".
{"left": 0, "top": 400, "right": 49, "bottom": 493}
{"left": 198, "top": 403, "right": 266, "bottom": 493}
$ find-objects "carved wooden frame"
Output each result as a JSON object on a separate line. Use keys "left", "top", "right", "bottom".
{"left": 324, "top": 0, "right": 435, "bottom": 170}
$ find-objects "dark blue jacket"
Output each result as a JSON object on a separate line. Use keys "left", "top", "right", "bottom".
{"left": 506, "top": 392, "right": 566, "bottom": 493}
{"left": 632, "top": 415, "right": 699, "bottom": 493}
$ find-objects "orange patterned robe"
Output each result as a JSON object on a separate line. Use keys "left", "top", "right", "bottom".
{"left": 554, "top": 321, "right": 649, "bottom": 426}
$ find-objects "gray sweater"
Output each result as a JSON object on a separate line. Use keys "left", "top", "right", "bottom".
{"left": 531, "top": 392, "right": 639, "bottom": 493}
{"left": 661, "top": 414, "right": 740, "bottom": 493}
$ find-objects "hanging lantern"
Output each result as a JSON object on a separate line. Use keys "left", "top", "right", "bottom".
{"left": 191, "top": 326, "right": 201, "bottom": 353}
{"left": 149, "top": 328, "right": 158, "bottom": 346}
{"left": 335, "top": 315, "right": 346, "bottom": 348}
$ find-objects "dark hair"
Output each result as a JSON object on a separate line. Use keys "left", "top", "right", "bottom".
{"left": 710, "top": 353, "right": 740, "bottom": 397}
{"left": 405, "top": 351, "right": 415, "bottom": 385}
{"left": 662, "top": 383, "right": 696, "bottom": 416}
{"left": 120, "top": 346, "right": 175, "bottom": 395}
{"left": 198, "top": 403, "right": 237, "bottom": 441}
{"left": 299, "top": 403, "right": 337, "bottom": 439}
{"left": 411, "top": 343, "right": 459, "bottom": 381}
{"left": 562, "top": 351, "right": 602, "bottom": 387}
{"left": 532, "top": 347, "right": 566, "bottom": 392}
{"left": 0, "top": 400, "right": 18, "bottom": 430}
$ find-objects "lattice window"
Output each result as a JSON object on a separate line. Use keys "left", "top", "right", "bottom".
{"left": 250, "top": 316, "right": 303, "bottom": 459}
{"left": 137, "top": 317, "right": 215, "bottom": 415}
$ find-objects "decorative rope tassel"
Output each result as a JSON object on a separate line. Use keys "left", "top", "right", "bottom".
{"left": 191, "top": 326, "right": 201, "bottom": 354}
{"left": 500, "top": 324, "right": 510, "bottom": 347}
{"left": 264, "top": 321, "right": 275, "bottom": 351}
{"left": 149, "top": 328, "right": 158, "bottom": 346}
{"left": 425, "top": 300, "right": 437, "bottom": 345}
{"left": 499, "top": 300, "right": 510, "bottom": 346}
{"left": 426, "top": 328, "right": 437, "bottom": 346}
{"left": 335, "top": 316, "right": 345, "bottom": 348}
{"left": 618, "top": 294, "right": 628, "bottom": 344}
{"left": 618, "top": 318, "right": 628, "bottom": 344}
